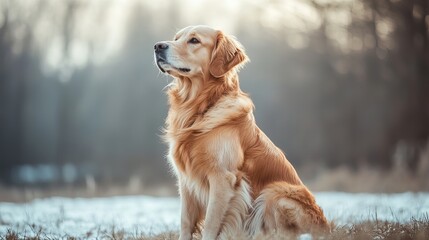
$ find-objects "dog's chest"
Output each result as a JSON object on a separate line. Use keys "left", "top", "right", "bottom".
{"left": 167, "top": 138, "right": 183, "bottom": 174}
{"left": 165, "top": 110, "right": 211, "bottom": 174}
{"left": 166, "top": 133, "right": 200, "bottom": 175}
{"left": 167, "top": 138, "right": 210, "bottom": 206}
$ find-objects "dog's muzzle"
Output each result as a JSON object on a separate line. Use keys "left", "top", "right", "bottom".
{"left": 154, "top": 42, "right": 191, "bottom": 73}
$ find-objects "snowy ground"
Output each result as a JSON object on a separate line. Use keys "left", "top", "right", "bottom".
{"left": 0, "top": 192, "right": 428, "bottom": 238}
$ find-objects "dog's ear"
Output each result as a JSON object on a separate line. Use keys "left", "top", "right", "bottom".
{"left": 209, "top": 31, "right": 249, "bottom": 78}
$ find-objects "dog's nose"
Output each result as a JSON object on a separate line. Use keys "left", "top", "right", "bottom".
{"left": 154, "top": 42, "right": 169, "bottom": 52}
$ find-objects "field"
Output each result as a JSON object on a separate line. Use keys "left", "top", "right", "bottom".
{"left": 1, "top": 192, "right": 429, "bottom": 239}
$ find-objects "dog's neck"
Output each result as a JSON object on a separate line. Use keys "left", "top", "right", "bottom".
{"left": 165, "top": 72, "right": 240, "bottom": 131}
{"left": 168, "top": 72, "right": 240, "bottom": 111}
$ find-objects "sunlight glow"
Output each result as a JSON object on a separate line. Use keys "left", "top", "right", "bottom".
{"left": 4, "top": 0, "right": 363, "bottom": 77}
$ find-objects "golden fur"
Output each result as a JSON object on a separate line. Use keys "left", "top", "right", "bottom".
{"left": 154, "top": 25, "right": 329, "bottom": 240}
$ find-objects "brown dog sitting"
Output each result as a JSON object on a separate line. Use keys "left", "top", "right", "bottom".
{"left": 154, "top": 25, "right": 329, "bottom": 240}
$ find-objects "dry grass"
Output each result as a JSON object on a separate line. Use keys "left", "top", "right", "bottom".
{"left": 1, "top": 165, "right": 427, "bottom": 203}
{"left": 328, "top": 217, "right": 429, "bottom": 240}
{"left": 2, "top": 153, "right": 428, "bottom": 202}
{"left": 303, "top": 165, "right": 429, "bottom": 193}
{"left": 302, "top": 144, "right": 429, "bottom": 193}
{"left": 2, "top": 217, "right": 429, "bottom": 240}
{"left": 1, "top": 226, "right": 179, "bottom": 240}
{"left": 0, "top": 184, "right": 177, "bottom": 203}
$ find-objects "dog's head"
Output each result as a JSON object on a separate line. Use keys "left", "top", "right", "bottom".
{"left": 154, "top": 25, "right": 248, "bottom": 79}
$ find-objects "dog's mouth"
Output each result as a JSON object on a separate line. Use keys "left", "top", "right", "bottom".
{"left": 156, "top": 59, "right": 167, "bottom": 73}
{"left": 156, "top": 58, "right": 191, "bottom": 74}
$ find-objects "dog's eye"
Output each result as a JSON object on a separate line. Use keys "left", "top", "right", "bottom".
{"left": 188, "top": 38, "right": 200, "bottom": 44}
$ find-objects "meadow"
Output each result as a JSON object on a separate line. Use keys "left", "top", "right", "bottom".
{"left": 1, "top": 192, "right": 428, "bottom": 240}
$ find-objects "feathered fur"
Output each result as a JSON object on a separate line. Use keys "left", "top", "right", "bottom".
{"left": 154, "top": 25, "right": 329, "bottom": 240}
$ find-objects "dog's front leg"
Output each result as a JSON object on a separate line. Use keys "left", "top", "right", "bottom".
{"left": 202, "top": 172, "right": 236, "bottom": 240}
{"left": 179, "top": 181, "right": 201, "bottom": 240}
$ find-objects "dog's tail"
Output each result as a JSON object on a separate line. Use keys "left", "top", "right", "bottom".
{"left": 246, "top": 182, "right": 330, "bottom": 237}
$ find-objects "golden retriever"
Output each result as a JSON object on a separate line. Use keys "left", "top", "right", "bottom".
{"left": 154, "top": 25, "right": 329, "bottom": 240}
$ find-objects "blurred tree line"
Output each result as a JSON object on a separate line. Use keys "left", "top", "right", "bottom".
{"left": 0, "top": 0, "right": 428, "bottom": 187}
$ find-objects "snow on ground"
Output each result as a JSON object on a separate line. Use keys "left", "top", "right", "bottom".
{"left": 0, "top": 192, "right": 428, "bottom": 237}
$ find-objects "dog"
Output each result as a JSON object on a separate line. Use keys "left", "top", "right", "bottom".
{"left": 154, "top": 25, "right": 329, "bottom": 240}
